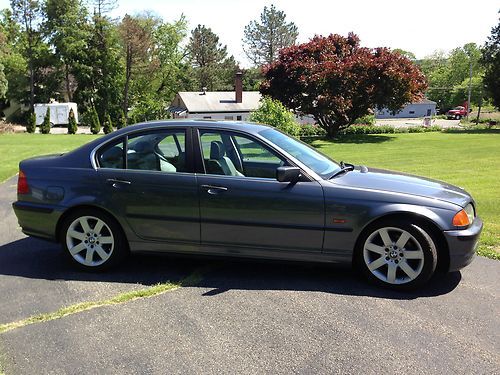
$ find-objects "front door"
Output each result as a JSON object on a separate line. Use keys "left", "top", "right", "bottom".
{"left": 196, "top": 129, "right": 324, "bottom": 253}
{"left": 96, "top": 128, "right": 199, "bottom": 245}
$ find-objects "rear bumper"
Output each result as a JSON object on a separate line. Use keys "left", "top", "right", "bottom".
{"left": 12, "top": 201, "right": 62, "bottom": 241}
{"left": 443, "top": 217, "right": 483, "bottom": 272}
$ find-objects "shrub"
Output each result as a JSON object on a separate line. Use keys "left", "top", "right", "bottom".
{"left": 26, "top": 112, "right": 36, "bottom": 133}
{"left": 103, "top": 113, "right": 113, "bottom": 134}
{"left": 299, "top": 124, "right": 327, "bottom": 138}
{"left": 340, "top": 124, "right": 442, "bottom": 135}
{"left": 40, "top": 108, "right": 51, "bottom": 134}
{"left": 90, "top": 107, "right": 101, "bottom": 134}
{"left": 249, "top": 97, "right": 301, "bottom": 137}
{"left": 118, "top": 110, "right": 126, "bottom": 129}
{"left": 67, "top": 108, "right": 77, "bottom": 134}
{"left": 353, "top": 114, "right": 375, "bottom": 125}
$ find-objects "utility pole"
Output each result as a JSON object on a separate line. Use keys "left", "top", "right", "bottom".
{"left": 475, "top": 85, "right": 483, "bottom": 125}
{"left": 466, "top": 59, "right": 472, "bottom": 120}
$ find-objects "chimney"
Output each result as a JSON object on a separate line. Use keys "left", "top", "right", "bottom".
{"left": 235, "top": 72, "right": 243, "bottom": 103}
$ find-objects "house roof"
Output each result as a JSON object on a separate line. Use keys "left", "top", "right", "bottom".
{"left": 413, "top": 99, "right": 437, "bottom": 105}
{"left": 176, "top": 91, "right": 262, "bottom": 113}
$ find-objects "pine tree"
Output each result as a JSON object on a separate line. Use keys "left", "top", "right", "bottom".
{"left": 26, "top": 112, "right": 36, "bottom": 133}
{"left": 242, "top": 5, "right": 298, "bottom": 66}
{"left": 40, "top": 107, "right": 51, "bottom": 134}
{"left": 187, "top": 25, "right": 237, "bottom": 90}
{"left": 103, "top": 112, "right": 113, "bottom": 134}
{"left": 67, "top": 107, "right": 77, "bottom": 134}
{"left": 117, "top": 110, "right": 126, "bottom": 129}
{"left": 90, "top": 107, "right": 101, "bottom": 134}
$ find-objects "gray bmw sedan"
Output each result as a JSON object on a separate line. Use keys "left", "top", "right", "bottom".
{"left": 12, "top": 120, "right": 482, "bottom": 289}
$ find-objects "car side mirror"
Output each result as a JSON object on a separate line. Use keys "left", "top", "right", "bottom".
{"left": 276, "top": 166, "right": 301, "bottom": 183}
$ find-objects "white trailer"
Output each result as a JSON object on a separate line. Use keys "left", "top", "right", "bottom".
{"left": 34, "top": 102, "right": 78, "bottom": 126}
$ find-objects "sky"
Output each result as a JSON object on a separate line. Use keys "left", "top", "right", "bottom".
{"left": 1, "top": 0, "right": 498, "bottom": 66}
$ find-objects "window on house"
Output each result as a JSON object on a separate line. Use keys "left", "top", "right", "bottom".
{"left": 236, "top": 115, "right": 242, "bottom": 121}
{"left": 409, "top": 111, "right": 415, "bottom": 115}
{"left": 203, "top": 116, "right": 211, "bottom": 119}
{"left": 224, "top": 116, "right": 233, "bottom": 120}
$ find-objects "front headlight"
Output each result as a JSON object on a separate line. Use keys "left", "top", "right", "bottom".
{"left": 452, "top": 203, "right": 475, "bottom": 227}
{"left": 464, "top": 203, "right": 475, "bottom": 223}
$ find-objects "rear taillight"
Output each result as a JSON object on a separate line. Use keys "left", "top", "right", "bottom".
{"left": 17, "top": 170, "right": 29, "bottom": 194}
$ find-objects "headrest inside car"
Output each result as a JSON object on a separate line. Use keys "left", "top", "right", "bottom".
{"left": 101, "top": 146, "right": 122, "bottom": 162}
{"left": 210, "top": 141, "right": 225, "bottom": 159}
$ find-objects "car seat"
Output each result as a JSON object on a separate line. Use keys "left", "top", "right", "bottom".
{"left": 207, "top": 141, "right": 243, "bottom": 176}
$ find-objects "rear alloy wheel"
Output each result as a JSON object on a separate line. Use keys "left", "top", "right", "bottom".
{"left": 61, "top": 210, "right": 127, "bottom": 270}
{"left": 455, "top": 114, "right": 461, "bottom": 120}
{"left": 358, "top": 221, "right": 437, "bottom": 289}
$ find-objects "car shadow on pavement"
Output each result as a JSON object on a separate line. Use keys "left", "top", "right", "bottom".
{"left": 0, "top": 237, "right": 461, "bottom": 300}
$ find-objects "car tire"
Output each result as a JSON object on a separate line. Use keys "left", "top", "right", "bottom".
{"left": 355, "top": 219, "right": 438, "bottom": 290}
{"left": 455, "top": 114, "right": 461, "bottom": 120}
{"left": 60, "top": 208, "right": 128, "bottom": 271}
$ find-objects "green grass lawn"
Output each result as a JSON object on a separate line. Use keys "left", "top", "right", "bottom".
{"left": 0, "top": 131, "right": 498, "bottom": 259}
{"left": 0, "top": 133, "right": 100, "bottom": 182}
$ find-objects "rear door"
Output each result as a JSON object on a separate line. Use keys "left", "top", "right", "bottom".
{"left": 96, "top": 128, "right": 200, "bottom": 245}
{"left": 196, "top": 128, "right": 325, "bottom": 253}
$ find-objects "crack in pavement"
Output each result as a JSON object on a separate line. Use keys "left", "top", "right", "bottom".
{"left": 0, "top": 270, "right": 203, "bottom": 335}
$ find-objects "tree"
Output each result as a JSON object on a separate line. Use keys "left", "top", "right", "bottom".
{"left": 420, "top": 44, "right": 484, "bottom": 111}
{"left": 67, "top": 107, "right": 77, "bottom": 134}
{"left": 393, "top": 48, "right": 416, "bottom": 60}
{"left": 40, "top": 107, "right": 50, "bottom": 133}
{"left": 0, "top": 62, "right": 6, "bottom": 99}
{"left": 261, "top": 33, "right": 427, "bottom": 137}
{"left": 118, "top": 14, "right": 157, "bottom": 120}
{"left": 249, "top": 96, "right": 300, "bottom": 136}
{"left": 90, "top": 107, "right": 101, "bottom": 134}
{"left": 44, "top": 0, "right": 89, "bottom": 101}
{"left": 117, "top": 109, "right": 126, "bottom": 129}
{"left": 103, "top": 112, "right": 113, "bottom": 134}
{"left": 10, "top": 0, "right": 42, "bottom": 111}
{"left": 243, "top": 5, "right": 298, "bottom": 66}
{"left": 241, "top": 66, "right": 263, "bottom": 91}
{"left": 482, "top": 12, "right": 500, "bottom": 109}
{"left": 187, "top": 24, "right": 236, "bottom": 90}
{"left": 26, "top": 111, "right": 36, "bottom": 132}
{"left": 74, "top": 10, "right": 123, "bottom": 121}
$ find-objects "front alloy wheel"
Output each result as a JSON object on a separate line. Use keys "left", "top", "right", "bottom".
{"left": 358, "top": 220, "right": 438, "bottom": 289}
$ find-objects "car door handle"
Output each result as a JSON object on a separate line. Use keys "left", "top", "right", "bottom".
{"left": 106, "top": 178, "right": 131, "bottom": 187}
{"left": 201, "top": 184, "right": 228, "bottom": 195}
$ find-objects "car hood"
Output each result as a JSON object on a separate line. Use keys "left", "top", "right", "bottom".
{"left": 330, "top": 167, "right": 470, "bottom": 207}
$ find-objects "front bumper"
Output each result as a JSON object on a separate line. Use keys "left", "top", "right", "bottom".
{"left": 443, "top": 217, "right": 483, "bottom": 272}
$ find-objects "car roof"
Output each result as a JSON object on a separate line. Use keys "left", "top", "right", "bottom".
{"left": 113, "top": 119, "right": 272, "bottom": 136}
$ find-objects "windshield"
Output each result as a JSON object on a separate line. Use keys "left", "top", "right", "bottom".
{"left": 259, "top": 128, "right": 341, "bottom": 179}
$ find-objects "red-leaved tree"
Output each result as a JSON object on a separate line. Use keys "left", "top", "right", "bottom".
{"left": 261, "top": 33, "right": 428, "bottom": 137}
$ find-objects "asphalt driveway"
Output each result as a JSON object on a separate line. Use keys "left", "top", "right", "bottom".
{"left": 0, "top": 177, "right": 499, "bottom": 374}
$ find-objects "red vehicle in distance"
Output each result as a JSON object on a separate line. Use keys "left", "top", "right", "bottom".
{"left": 446, "top": 103, "right": 471, "bottom": 120}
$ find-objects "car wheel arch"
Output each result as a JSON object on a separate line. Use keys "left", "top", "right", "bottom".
{"left": 352, "top": 212, "right": 450, "bottom": 272}
{"left": 56, "top": 204, "right": 129, "bottom": 248}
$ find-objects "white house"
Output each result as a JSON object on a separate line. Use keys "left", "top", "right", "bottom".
{"left": 168, "top": 72, "right": 261, "bottom": 121}
{"left": 376, "top": 99, "right": 437, "bottom": 119}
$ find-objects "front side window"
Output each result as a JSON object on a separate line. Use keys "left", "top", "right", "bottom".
{"left": 259, "top": 128, "right": 340, "bottom": 179}
{"left": 199, "top": 131, "right": 284, "bottom": 179}
{"left": 97, "top": 130, "right": 186, "bottom": 173}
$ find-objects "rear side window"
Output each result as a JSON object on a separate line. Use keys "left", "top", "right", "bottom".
{"left": 127, "top": 131, "right": 186, "bottom": 172}
{"left": 98, "top": 139, "right": 125, "bottom": 169}
{"left": 96, "top": 130, "right": 187, "bottom": 173}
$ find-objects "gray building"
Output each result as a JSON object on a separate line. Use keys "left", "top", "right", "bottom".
{"left": 376, "top": 99, "right": 437, "bottom": 119}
